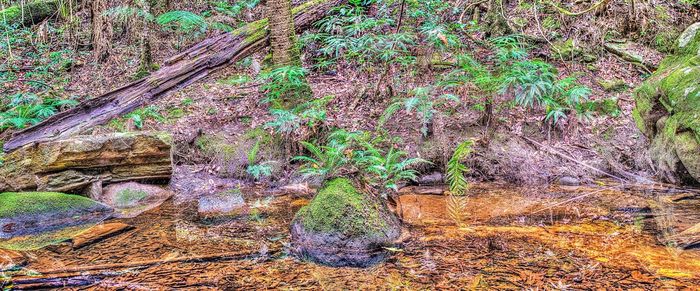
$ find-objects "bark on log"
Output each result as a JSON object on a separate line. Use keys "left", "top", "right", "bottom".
{"left": 3, "top": 0, "right": 344, "bottom": 152}
{"left": 0, "top": 0, "right": 60, "bottom": 27}
{"left": 0, "top": 132, "right": 172, "bottom": 193}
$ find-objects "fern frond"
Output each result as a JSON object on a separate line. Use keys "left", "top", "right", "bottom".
{"left": 157, "top": 10, "right": 207, "bottom": 32}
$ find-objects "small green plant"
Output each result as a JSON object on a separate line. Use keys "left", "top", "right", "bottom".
{"left": 128, "top": 105, "right": 165, "bottom": 129}
{"left": 446, "top": 140, "right": 473, "bottom": 196}
{"left": 0, "top": 93, "right": 78, "bottom": 130}
{"left": 156, "top": 11, "right": 208, "bottom": 34}
{"left": 379, "top": 86, "right": 459, "bottom": 136}
{"left": 265, "top": 95, "right": 332, "bottom": 135}
{"left": 294, "top": 129, "right": 428, "bottom": 193}
{"left": 294, "top": 138, "right": 351, "bottom": 178}
{"left": 246, "top": 140, "right": 273, "bottom": 181}
{"left": 258, "top": 65, "right": 311, "bottom": 107}
{"left": 356, "top": 144, "right": 429, "bottom": 191}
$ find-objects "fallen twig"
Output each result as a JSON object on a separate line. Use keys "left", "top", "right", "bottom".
{"left": 519, "top": 135, "right": 626, "bottom": 182}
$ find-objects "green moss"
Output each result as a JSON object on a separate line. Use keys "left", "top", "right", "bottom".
{"left": 296, "top": 178, "right": 386, "bottom": 237}
{"left": 553, "top": 39, "right": 596, "bottom": 63}
{"left": 114, "top": 189, "right": 148, "bottom": 208}
{"left": 0, "top": 6, "right": 20, "bottom": 21}
{"left": 0, "top": 192, "right": 101, "bottom": 218}
{"left": 0, "top": 224, "right": 94, "bottom": 251}
{"left": 597, "top": 78, "right": 627, "bottom": 92}
{"left": 676, "top": 22, "right": 700, "bottom": 56}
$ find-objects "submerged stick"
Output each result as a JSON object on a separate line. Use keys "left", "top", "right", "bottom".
{"left": 11, "top": 248, "right": 278, "bottom": 288}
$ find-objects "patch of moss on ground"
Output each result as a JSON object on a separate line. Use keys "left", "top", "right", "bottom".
{"left": 597, "top": 79, "right": 627, "bottom": 92}
{"left": 0, "top": 192, "right": 102, "bottom": 218}
{"left": 296, "top": 178, "right": 386, "bottom": 237}
{"left": 114, "top": 189, "right": 148, "bottom": 208}
{"left": 195, "top": 127, "right": 284, "bottom": 178}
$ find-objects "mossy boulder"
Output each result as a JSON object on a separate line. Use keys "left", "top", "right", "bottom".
{"left": 633, "top": 22, "right": 700, "bottom": 184}
{"left": 0, "top": 192, "right": 113, "bottom": 246}
{"left": 290, "top": 178, "right": 401, "bottom": 267}
{"left": 553, "top": 39, "right": 597, "bottom": 63}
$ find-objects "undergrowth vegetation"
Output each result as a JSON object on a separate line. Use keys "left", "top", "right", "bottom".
{"left": 293, "top": 129, "right": 428, "bottom": 196}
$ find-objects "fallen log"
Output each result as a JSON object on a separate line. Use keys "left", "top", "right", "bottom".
{"left": 3, "top": 0, "right": 344, "bottom": 152}
{"left": 0, "top": 132, "right": 172, "bottom": 192}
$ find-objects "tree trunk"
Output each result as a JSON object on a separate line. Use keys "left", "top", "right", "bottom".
{"left": 0, "top": 132, "right": 173, "bottom": 193}
{"left": 91, "top": 0, "right": 112, "bottom": 62}
{"left": 268, "top": 0, "right": 299, "bottom": 66}
{"left": 0, "top": 0, "right": 59, "bottom": 27}
{"left": 3, "top": 0, "right": 344, "bottom": 152}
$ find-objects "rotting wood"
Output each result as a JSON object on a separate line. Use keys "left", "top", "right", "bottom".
{"left": 0, "top": 132, "right": 172, "bottom": 192}
{"left": 3, "top": 0, "right": 346, "bottom": 152}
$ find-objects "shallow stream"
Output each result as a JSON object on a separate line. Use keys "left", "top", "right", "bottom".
{"left": 2, "top": 182, "right": 700, "bottom": 289}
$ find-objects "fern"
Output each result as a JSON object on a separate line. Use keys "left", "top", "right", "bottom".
{"left": 446, "top": 140, "right": 473, "bottom": 196}
{"left": 379, "top": 87, "right": 458, "bottom": 136}
{"left": 157, "top": 11, "right": 207, "bottom": 33}
{"left": 105, "top": 6, "right": 155, "bottom": 24}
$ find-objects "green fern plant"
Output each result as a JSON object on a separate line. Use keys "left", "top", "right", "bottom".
{"left": 157, "top": 11, "right": 208, "bottom": 34}
{"left": 356, "top": 144, "right": 430, "bottom": 191}
{"left": 258, "top": 65, "right": 311, "bottom": 107}
{"left": 0, "top": 93, "right": 77, "bottom": 130}
{"left": 293, "top": 139, "right": 350, "bottom": 178}
{"left": 265, "top": 95, "right": 332, "bottom": 135}
{"left": 446, "top": 140, "right": 473, "bottom": 196}
{"left": 379, "top": 86, "right": 459, "bottom": 136}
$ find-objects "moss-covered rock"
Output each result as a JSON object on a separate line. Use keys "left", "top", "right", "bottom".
{"left": 633, "top": 22, "right": 700, "bottom": 184}
{"left": 290, "top": 178, "right": 401, "bottom": 267}
{"left": 597, "top": 78, "right": 628, "bottom": 92}
{"left": 553, "top": 39, "right": 597, "bottom": 63}
{"left": 0, "top": 192, "right": 113, "bottom": 244}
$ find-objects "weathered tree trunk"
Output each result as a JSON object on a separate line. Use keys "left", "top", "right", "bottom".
{"left": 91, "top": 0, "right": 112, "bottom": 62}
{"left": 3, "top": 0, "right": 344, "bottom": 152}
{"left": 0, "top": 132, "right": 172, "bottom": 193}
{"left": 268, "top": 0, "right": 299, "bottom": 66}
{"left": 0, "top": 0, "right": 59, "bottom": 27}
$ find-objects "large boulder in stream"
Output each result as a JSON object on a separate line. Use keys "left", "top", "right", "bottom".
{"left": 290, "top": 178, "right": 401, "bottom": 267}
{"left": 633, "top": 22, "right": 700, "bottom": 184}
{"left": 0, "top": 192, "right": 113, "bottom": 250}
